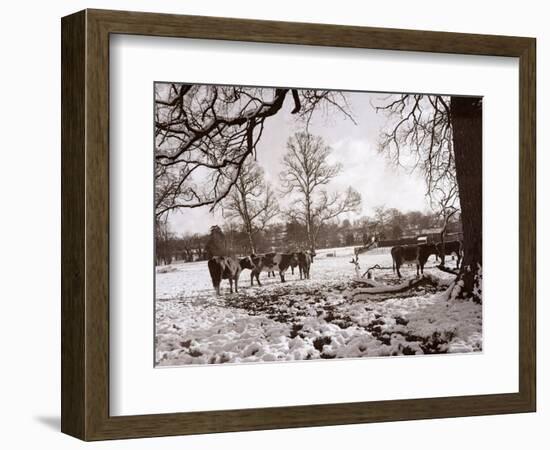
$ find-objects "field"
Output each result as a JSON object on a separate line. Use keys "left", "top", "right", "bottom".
{"left": 155, "top": 247, "right": 482, "bottom": 366}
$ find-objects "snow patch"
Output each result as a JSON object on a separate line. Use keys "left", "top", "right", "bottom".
{"left": 156, "top": 246, "right": 482, "bottom": 366}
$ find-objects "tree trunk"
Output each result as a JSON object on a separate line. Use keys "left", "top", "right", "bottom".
{"left": 239, "top": 190, "right": 256, "bottom": 254}
{"left": 305, "top": 196, "right": 315, "bottom": 253}
{"left": 450, "top": 96, "right": 483, "bottom": 303}
{"left": 246, "top": 226, "right": 256, "bottom": 255}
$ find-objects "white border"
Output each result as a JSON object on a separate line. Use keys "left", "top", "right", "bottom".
{"left": 110, "top": 34, "right": 519, "bottom": 416}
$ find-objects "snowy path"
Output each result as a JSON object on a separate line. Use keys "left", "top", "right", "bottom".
{"left": 155, "top": 247, "right": 482, "bottom": 366}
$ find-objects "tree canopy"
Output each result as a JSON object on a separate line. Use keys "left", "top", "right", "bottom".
{"left": 154, "top": 84, "right": 353, "bottom": 218}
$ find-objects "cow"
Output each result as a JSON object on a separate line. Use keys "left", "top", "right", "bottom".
{"left": 240, "top": 252, "right": 299, "bottom": 285}
{"left": 391, "top": 245, "right": 417, "bottom": 279}
{"left": 290, "top": 257, "right": 299, "bottom": 276}
{"left": 417, "top": 243, "right": 439, "bottom": 275}
{"left": 296, "top": 251, "right": 312, "bottom": 280}
{"left": 207, "top": 256, "right": 245, "bottom": 295}
{"left": 436, "top": 240, "right": 463, "bottom": 269}
{"left": 391, "top": 243, "right": 439, "bottom": 278}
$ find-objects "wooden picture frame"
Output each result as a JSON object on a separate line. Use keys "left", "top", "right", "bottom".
{"left": 61, "top": 8, "right": 536, "bottom": 441}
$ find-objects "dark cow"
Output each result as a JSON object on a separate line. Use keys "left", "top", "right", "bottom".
{"left": 207, "top": 256, "right": 245, "bottom": 295}
{"left": 240, "top": 252, "right": 299, "bottom": 285}
{"left": 391, "top": 245, "right": 417, "bottom": 279}
{"left": 296, "top": 251, "right": 312, "bottom": 280}
{"left": 436, "top": 240, "right": 463, "bottom": 269}
{"left": 417, "top": 243, "right": 439, "bottom": 275}
{"left": 290, "top": 257, "right": 299, "bottom": 276}
{"left": 391, "top": 244, "right": 439, "bottom": 278}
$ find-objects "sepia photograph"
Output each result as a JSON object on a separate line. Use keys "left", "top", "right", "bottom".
{"left": 154, "top": 83, "right": 482, "bottom": 366}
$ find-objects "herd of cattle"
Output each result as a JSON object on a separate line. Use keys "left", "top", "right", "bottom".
{"left": 208, "top": 251, "right": 313, "bottom": 296}
{"left": 391, "top": 240, "right": 463, "bottom": 278}
{"left": 207, "top": 240, "right": 463, "bottom": 295}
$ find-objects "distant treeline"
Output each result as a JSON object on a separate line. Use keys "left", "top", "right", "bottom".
{"left": 155, "top": 208, "right": 462, "bottom": 266}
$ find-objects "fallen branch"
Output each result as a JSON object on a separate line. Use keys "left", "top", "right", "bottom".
{"left": 436, "top": 264, "right": 460, "bottom": 275}
{"left": 351, "top": 275, "right": 439, "bottom": 296}
{"left": 352, "top": 278, "right": 382, "bottom": 287}
{"left": 362, "top": 264, "right": 381, "bottom": 278}
{"left": 349, "top": 273, "right": 454, "bottom": 299}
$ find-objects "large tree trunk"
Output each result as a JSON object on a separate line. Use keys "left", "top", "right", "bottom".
{"left": 450, "top": 96, "right": 483, "bottom": 303}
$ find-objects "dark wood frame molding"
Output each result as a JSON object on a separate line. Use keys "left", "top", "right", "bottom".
{"left": 61, "top": 9, "right": 536, "bottom": 441}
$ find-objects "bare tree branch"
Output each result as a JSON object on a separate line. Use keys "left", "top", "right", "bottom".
{"left": 375, "top": 94, "right": 458, "bottom": 214}
{"left": 154, "top": 84, "right": 355, "bottom": 219}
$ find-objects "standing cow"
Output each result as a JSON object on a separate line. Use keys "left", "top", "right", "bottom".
{"left": 296, "top": 251, "right": 313, "bottom": 280}
{"left": 391, "top": 244, "right": 438, "bottom": 278}
{"left": 417, "top": 243, "right": 439, "bottom": 275}
{"left": 289, "top": 257, "right": 299, "bottom": 276}
{"left": 436, "top": 240, "right": 463, "bottom": 269}
{"left": 240, "top": 252, "right": 299, "bottom": 285}
{"left": 208, "top": 256, "right": 245, "bottom": 295}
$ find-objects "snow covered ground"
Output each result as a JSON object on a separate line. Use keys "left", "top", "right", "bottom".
{"left": 155, "top": 246, "right": 482, "bottom": 366}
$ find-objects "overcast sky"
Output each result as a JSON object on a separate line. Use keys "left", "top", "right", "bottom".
{"left": 165, "top": 89, "right": 430, "bottom": 236}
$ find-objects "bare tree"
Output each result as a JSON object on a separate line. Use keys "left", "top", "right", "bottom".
{"left": 155, "top": 217, "right": 173, "bottom": 266}
{"left": 376, "top": 94, "right": 482, "bottom": 302}
{"left": 154, "top": 84, "right": 353, "bottom": 219}
{"left": 280, "top": 132, "right": 361, "bottom": 252}
{"left": 180, "top": 232, "right": 207, "bottom": 262}
{"left": 371, "top": 205, "right": 389, "bottom": 239}
{"left": 376, "top": 94, "right": 457, "bottom": 208}
{"left": 222, "top": 161, "right": 279, "bottom": 253}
